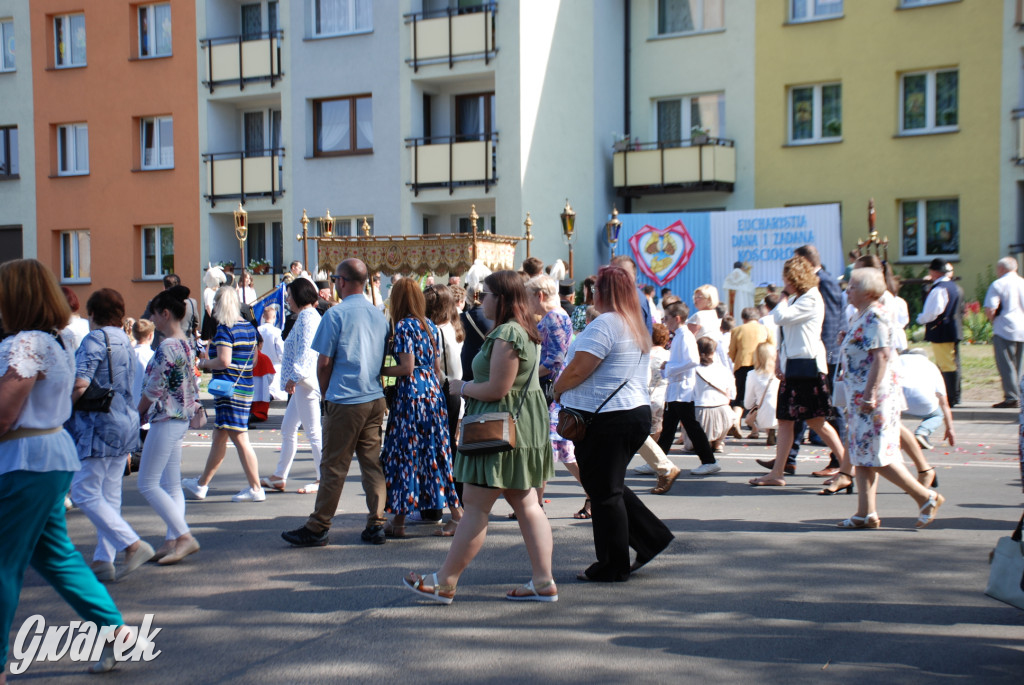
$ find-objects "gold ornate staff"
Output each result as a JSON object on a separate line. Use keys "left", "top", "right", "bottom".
{"left": 857, "top": 198, "right": 888, "bottom": 261}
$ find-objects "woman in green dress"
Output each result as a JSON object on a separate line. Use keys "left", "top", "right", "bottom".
{"left": 404, "top": 271, "right": 557, "bottom": 604}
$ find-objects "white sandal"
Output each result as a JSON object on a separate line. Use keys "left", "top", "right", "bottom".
{"left": 505, "top": 579, "right": 558, "bottom": 602}
{"left": 837, "top": 513, "right": 881, "bottom": 529}
{"left": 915, "top": 491, "right": 945, "bottom": 528}
{"left": 297, "top": 481, "right": 319, "bottom": 494}
{"left": 403, "top": 572, "right": 456, "bottom": 604}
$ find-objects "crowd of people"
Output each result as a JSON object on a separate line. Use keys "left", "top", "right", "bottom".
{"left": 1, "top": 241, "right": 1021, "bottom": 678}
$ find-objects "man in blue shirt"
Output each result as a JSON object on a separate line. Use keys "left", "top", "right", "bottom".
{"left": 282, "top": 258, "right": 390, "bottom": 547}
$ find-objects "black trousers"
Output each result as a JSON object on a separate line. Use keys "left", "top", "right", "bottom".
{"left": 657, "top": 400, "right": 715, "bottom": 465}
{"left": 575, "top": 406, "right": 674, "bottom": 582}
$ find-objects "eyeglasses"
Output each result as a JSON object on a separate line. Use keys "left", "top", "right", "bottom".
{"left": 480, "top": 290, "right": 494, "bottom": 297}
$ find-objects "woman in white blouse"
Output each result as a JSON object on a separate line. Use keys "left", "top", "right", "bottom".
{"left": 262, "top": 278, "right": 323, "bottom": 494}
{"left": 555, "top": 265, "right": 674, "bottom": 582}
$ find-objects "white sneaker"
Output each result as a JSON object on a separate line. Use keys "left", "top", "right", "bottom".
{"left": 691, "top": 463, "right": 722, "bottom": 476}
{"left": 632, "top": 463, "right": 657, "bottom": 476}
{"left": 182, "top": 477, "right": 208, "bottom": 500}
{"left": 232, "top": 487, "right": 266, "bottom": 502}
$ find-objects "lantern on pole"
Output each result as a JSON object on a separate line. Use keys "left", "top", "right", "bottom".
{"left": 605, "top": 206, "right": 622, "bottom": 257}
{"left": 559, "top": 199, "right": 576, "bottom": 278}
{"left": 233, "top": 202, "right": 248, "bottom": 275}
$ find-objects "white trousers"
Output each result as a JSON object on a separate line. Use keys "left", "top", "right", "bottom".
{"left": 138, "top": 419, "right": 190, "bottom": 540}
{"left": 274, "top": 383, "right": 323, "bottom": 481}
{"left": 70, "top": 455, "right": 139, "bottom": 563}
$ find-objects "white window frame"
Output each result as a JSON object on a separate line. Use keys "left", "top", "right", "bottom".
{"left": 0, "top": 125, "right": 16, "bottom": 177}
{"left": 54, "top": 13, "right": 86, "bottom": 68}
{"left": 141, "top": 225, "right": 173, "bottom": 279}
{"left": 899, "top": 68, "right": 959, "bottom": 135}
{"left": 60, "top": 229, "right": 90, "bottom": 283}
{"left": 310, "top": 0, "right": 373, "bottom": 39}
{"left": 789, "top": 0, "right": 843, "bottom": 23}
{"left": 787, "top": 83, "right": 842, "bottom": 145}
{"left": 653, "top": 92, "right": 726, "bottom": 144}
{"left": 899, "top": 198, "right": 960, "bottom": 261}
{"left": 329, "top": 215, "right": 374, "bottom": 237}
{"left": 138, "top": 3, "right": 172, "bottom": 59}
{"left": 140, "top": 116, "right": 173, "bottom": 170}
{"left": 57, "top": 123, "right": 88, "bottom": 176}
{"left": 899, "top": 0, "right": 959, "bottom": 7}
{"left": 655, "top": 0, "right": 724, "bottom": 37}
{"left": 1, "top": 19, "right": 14, "bottom": 72}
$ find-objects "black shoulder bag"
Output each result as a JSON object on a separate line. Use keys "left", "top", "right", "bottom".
{"left": 74, "top": 330, "right": 115, "bottom": 413}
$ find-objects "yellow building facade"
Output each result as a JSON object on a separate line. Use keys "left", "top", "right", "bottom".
{"left": 754, "top": 0, "right": 1003, "bottom": 292}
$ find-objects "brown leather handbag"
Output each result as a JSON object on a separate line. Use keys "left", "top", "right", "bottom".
{"left": 556, "top": 355, "right": 640, "bottom": 442}
{"left": 458, "top": 356, "right": 537, "bottom": 456}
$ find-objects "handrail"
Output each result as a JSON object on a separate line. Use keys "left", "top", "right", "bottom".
{"left": 403, "top": 2, "right": 497, "bottom": 23}
{"left": 615, "top": 137, "right": 734, "bottom": 152}
{"left": 202, "top": 148, "right": 285, "bottom": 207}
{"left": 404, "top": 131, "right": 499, "bottom": 146}
{"left": 200, "top": 31, "right": 283, "bottom": 93}
{"left": 615, "top": 138, "right": 734, "bottom": 192}
{"left": 202, "top": 147, "right": 285, "bottom": 161}
{"left": 404, "top": 134, "right": 498, "bottom": 196}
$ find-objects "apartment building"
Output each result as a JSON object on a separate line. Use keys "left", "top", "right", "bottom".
{"left": 1003, "top": 0, "right": 1024, "bottom": 256}
{"left": 614, "top": 0, "right": 753, "bottom": 215}
{"left": 0, "top": 0, "right": 34, "bottom": 261}
{"left": 753, "top": 0, "right": 1003, "bottom": 283}
{"left": 26, "top": 0, "right": 200, "bottom": 317}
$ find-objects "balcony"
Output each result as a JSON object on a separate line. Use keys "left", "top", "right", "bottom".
{"left": 407, "top": 133, "right": 498, "bottom": 196}
{"left": 201, "top": 31, "right": 283, "bottom": 93}
{"left": 405, "top": 2, "right": 497, "bottom": 72}
{"left": 1014, "top": 110, "right": 1024, "bottom": 164}
{"left": 613, "top": 138, "right": 735, "bottom": 196}
{"left": 203, "top": 149, "right": 284, "bottom": 206}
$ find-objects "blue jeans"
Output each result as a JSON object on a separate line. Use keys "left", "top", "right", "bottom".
{"left": 908, "top": 408, "right": 944, "bottom": 438}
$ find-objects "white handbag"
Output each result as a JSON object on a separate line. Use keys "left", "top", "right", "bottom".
{"left": 986, "top": 513, "right": 1024, "bottom": 610}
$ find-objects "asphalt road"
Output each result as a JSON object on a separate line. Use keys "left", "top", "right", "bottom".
{"left": 9, "top": 401, "right": 1024, "bottom": 684}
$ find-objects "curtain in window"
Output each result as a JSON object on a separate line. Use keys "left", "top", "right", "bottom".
{"left": 244, "top": 112, "right": 264, "bottom": 156}
{"left": 317, "top": 100, "right": 350, "bottom": 152}
{"left": 354, "top": 0, "right": 372, "bottom": 30}
{"left": 821, "top": 85, "right": 841, "bottom": 137}
{"left": 62, "top": 233, "right": 74, "bottom": 279}
{"left": 160, "top": 227, "right": 174, "bottom": 274}
{"left": 242, "top": 4, "right": 262, "bottom": 40}
{"left": 155, "top": 4, "right": 172, "bottom": 55}
{"left": 271, "top": 110, "right": 282, "bottom": 150}
{"left": 355, "top": 98, "right": 373, "bottom": 149}
{"left": 657, "top": 100, "right": 682, "bottom": 144}
{"left": 903, "top": 74, "right": 926, "bottom": 130}
{"left": 936, "top": 71, "right": 958, "bottom": 127}
{"left": 926, "top": 200, "right": 958, "bottom": 255}
{"left": 659, "top": 0, "right": 693, "bottom": 34}
{"left": 7, "top": 129, "right": 15, "bottom": 175}
{"left": 247, "top": 223, "right": 266, "bottom": 261}
{"left": 317, "top": 0, "right": 372, "bottom": 35}
{"left": 2, "top": 21, "right": 14, "bottom": 70}
{"left": 159, "top": 119, "right": 173, "bottom": 166}
{"left": 457, "top": 97, "right": 483, "bottom": 140}
{"left": 75, "top": 126, "right": 88, "bottom": 172}
{"left": 70, "top": 15, "right": 86, "bottom": 64}
{"left": 704, "top": 0, "right": 724, "bottom": 29}
{"left": 691, "top": 93, "right": 723, "bottom": 138}
{"left": 78, "top": 232, "right": 90, "bottom": 279}
{"left": 791, "top": 88, "right": 813, "bottom": 140}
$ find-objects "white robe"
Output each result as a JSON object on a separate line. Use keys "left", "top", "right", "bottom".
{"left": 723, "top": 268, "right": 755, "bottom": 321}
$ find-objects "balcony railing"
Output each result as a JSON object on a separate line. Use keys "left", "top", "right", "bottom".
{"left": 203, "top": 148, "right": 284, "bottom": 206}
{"left": 404, "top": 2, "right": 497, "bottom": 72}
{"left": 1014, "top": 109, "right": 1024, "bottom": 164}
{"left": 613, "top": 138, "right": 735, "bottom": 195}
{"left": 201, "top": 31, "right": 283, "bottom": 93}
{"left": 406, "top": 133, "right": 498, "bottom": 196}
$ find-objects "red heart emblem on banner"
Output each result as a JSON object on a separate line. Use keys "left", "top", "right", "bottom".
{"left": 628, "top": 221, "right": 696, "bottom": 286}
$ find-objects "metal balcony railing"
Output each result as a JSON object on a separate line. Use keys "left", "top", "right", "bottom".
{"left": 203, "top": 148, "right": 284, "bottom": 206}
{"left": 406, "top": 132, "right": 498, "bottom": 196}
{"left": 200, "top": 30, "right": 283, "bottom": 93}
{"left": 613, "top": 137, "right": 736, "bottom": 195}
{"left": 404, "top": 2, "right": 497, "bottom": 72}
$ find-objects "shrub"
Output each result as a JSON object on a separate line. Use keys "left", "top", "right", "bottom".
{"left": 963, "top": 301, "right": 992, "bottom": 344}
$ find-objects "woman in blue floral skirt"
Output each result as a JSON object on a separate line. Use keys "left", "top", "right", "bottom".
{"left": 380, "top": 278, "right": 460, "bottom": 538}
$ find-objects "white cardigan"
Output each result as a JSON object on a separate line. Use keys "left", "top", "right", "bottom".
{"left": 772, "top": 286, "right": 827, "bottom": 375}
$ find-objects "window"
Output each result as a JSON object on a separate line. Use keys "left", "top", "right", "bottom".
{"left": 789, "top": 83, "right": 841, "bottom": 143}
{"left": 247, "top": 222, "right": 266, "bottom": 261}
{"left": 321, "top": 215, "right": 373, "bottom": 237}
{"left": 314, "top": 95, "right": 372, "bottom": 156}
{"left": 0, "top": 126, "right": 16, "bottom": 177}
{"left": 790, "top": 0, "right": 843, "bottom": 22}
{"left": 901, "top": 68, "right": 958, "bottom": 134}
{"left": 57, "top": 124, "right": 88, "bottom": 175}
{"left": 900, "top": 198, "right": 959, "bottom": 260}
{"left": 655, "top": 93, "right": 725, "bottom": 144}
{"left": 455, "top": 92, "right": 495, "bottom": 141}
{"left": 138, "top": 4, "right": 172, "bottom": 58}
{"left": 1, "top": 19, "right": 14, "bottom": 71}
{"left": 900, "top": 0, "right": 957, "bottom": 7}
{"left": 142, "top": 226, "right": 173, "bottom": 278}
{"left": 141, "top": 117, "right": 173, "bottom": 169}
{"left": 60, "top": 230, "right": 90, "bottom": 283}
{"left": 657, "top": 0, "right": 723, "bottom": 35}
{"left": 312, "top": 0, "right": 372, "bottom": 37}
{"left": 54, "top": 14, "right": 86, "bottom": 68}
{"left": 458, "top": 215, "right": 494, "bottom": 234}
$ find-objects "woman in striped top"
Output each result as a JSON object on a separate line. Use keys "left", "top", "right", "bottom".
{"left": 182, "top": 286, "right": 265, "bottom": 503}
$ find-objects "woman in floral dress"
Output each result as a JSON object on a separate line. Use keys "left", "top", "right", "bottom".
{"left": 836, "top": 268, "right": 943, "bottom": 529}
{"left": 380, "top": 279, "right": 459, "bottom": 538}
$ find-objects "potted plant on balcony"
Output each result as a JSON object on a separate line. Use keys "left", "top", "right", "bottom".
{"left": 690, "top": 126, "right": 710, "bottom": 145}
{"left": 248, "top": 258, "right": 271, "bottom": 275}
{"left": 218, "top": 259, "right": 236, "bottom": 274}
{"left": 612, "top": 134, "right": 632, "bottom": 152}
